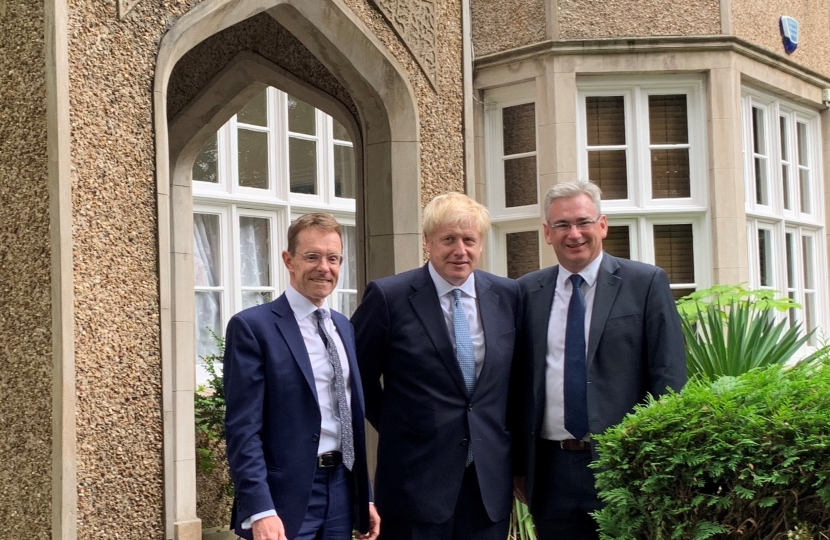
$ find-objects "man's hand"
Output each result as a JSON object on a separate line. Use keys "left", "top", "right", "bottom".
{"left": 356, "top": 504, "right": 381, "bottom": 540}
{"left": 514, "top": 476, "right": 527, "bottom": 505}
{"left": 252, "top": 515, "right": 287, "bottom": 540}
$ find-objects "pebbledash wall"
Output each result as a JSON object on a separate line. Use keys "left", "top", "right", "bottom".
{"left": 1, "top": 0, "right": 466, "bottom": 539}
{"left": 0, "top": 0, "right": 53, "bottom": 537}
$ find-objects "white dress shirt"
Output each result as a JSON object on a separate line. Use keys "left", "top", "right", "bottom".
{"left": 244, "top": 285, "right": 352, "bottom": 529}
{"left": 428, "top": 262, "right": 485, "bottom": 378}
{"left": 541, "top": 252, "right": 603, "bottom": 441}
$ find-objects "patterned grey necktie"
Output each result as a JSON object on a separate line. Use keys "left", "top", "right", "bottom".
{"left": 451, "top": 289, "right": 475, "bottom": 466}
{"left": 314, "top": 309, "right": 355, "bottom": 470}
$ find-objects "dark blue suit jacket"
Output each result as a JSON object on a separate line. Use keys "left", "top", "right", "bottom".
{"left": 223, "top": 294, "right": 372, "bottom": 540}
{"left": 352, "top": 265, "right": 522, "bottom": 524}
{"left": 516, "top": 254, "right": 687, "bottom": 507}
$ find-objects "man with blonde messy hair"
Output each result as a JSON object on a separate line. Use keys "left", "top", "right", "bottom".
{"left": 352, "top": 192, "right": 522, "bottom": 540}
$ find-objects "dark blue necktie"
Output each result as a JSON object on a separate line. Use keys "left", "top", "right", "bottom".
{"left": 564, "top": 274, "right": 589, "bottom": 440}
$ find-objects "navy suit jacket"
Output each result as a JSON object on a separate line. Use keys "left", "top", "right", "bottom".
{"left": 516, "top": 254, "right": 687, "bottom": 507}
{"left": 352, "top": 265, "right": 522, "bottom": 524}
{"left": 223, "top": 294, "right": 372, "bottom": 540}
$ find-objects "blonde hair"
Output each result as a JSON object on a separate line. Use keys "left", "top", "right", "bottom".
{"left": 422, "top": 192, "right": 491, "bottom": 237}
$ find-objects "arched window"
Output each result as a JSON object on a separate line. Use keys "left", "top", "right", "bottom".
{"left": 191, "top": 87, "right": 357, "bottom": 380}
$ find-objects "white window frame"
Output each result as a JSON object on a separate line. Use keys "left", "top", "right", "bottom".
{"left": 742, "top": 86, "right": 827, "bottom": 347}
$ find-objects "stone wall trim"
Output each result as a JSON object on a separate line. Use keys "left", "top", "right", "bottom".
{"left": 46, "top": 0, "right": 77, "bottom": 533}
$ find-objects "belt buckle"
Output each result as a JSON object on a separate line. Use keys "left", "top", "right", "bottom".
{"left": 317, "top": 453, "right": 332, "bottom": 468}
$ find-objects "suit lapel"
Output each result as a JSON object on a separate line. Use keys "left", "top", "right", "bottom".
{"left": 409, "top": 266, "right": 470, "bottom": 396}
{"left": 272, "top": 294, "right": 319, "bottom": 405}
{"left": 474, "top": 272, "right": 498, "bottom": 392}
{"left": 587, "top": 254, "right": 621, "bottom": 368}
{"left": 530, "top": 267, "right": 557, "bottom": 426}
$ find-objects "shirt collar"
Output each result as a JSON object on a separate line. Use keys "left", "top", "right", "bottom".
{"left": 285, "top": 284, "right": 330, "bottom": 321}
{"left": 557, "top": 251, "right": 604, "bottom": 289}
{"left": 428, "top": 262, "right": 477, "bottom": 299}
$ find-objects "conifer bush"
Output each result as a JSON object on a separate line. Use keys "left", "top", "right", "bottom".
{"left": 592, "top": 359, "right": 830, "bottom": 539}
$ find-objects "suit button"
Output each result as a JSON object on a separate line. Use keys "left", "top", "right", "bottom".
{"left": 461, "top": 439, "right": 468, "bottom": 446}
{"left": 467, "top": 404, "right": 473, "bottom": 411}
{"left": 312, "top": 434, "right": 319, "bottom": 442}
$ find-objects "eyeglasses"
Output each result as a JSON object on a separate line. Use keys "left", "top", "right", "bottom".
{"left": 546, "top": 217, "right": 602, "bottom": 233}
{"left": 299, "top": 253, "right": 344, "bottom": 266}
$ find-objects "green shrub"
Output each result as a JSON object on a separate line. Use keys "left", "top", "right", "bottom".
{"left": 676, "top": 285, "right": 828, "bottom": 381}
{"left": 195, "top": 332, "right": 227, "bottom": 477}
{"left": 592, "top": 359, "right": 830, "bottom": 539}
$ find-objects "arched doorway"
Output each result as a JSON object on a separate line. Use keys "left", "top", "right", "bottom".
{"left": 153, "top": 1, "right": 420, "bottom": 536}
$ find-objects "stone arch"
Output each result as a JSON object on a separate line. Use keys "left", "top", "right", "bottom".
{"left": 153, "top": 2, "right": 421, "bottom": 537}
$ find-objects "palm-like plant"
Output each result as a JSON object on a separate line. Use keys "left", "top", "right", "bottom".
{"left": 676, "top": 285, "right": 828, "bottom": 381}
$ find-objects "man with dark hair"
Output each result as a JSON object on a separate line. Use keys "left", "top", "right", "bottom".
{"left": 516, "top": 179, "right": 686, "bottom": 539}
{"left": 224, "top": 213, "right": 380, "bottom": 540}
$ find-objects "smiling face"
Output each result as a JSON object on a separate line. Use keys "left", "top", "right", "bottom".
{"left": 424, "top": 221, "right": 483, "bottom": 286}
{"left": 544, "top": 193, "right": 608, "bottom": 274}
{"left": 282, "top": 228, "right": 342, "bottom": 306}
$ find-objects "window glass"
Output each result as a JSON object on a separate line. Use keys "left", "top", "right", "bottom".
{"left": 237, "top": 89, "right": 267, "bottom": 127}
{"left": 506, "top": 230, "right": 540, "bottom": 279}
{"left": 238, "top": 129, "right": 269, "bottom": 189}
{"left": 334, "top": 145, "right": 355, "bottom": 199}
{"left": 333, "top": 119, "right": 351, "bottom": 142}
{"left": 780, "top": 116, "right": 792, "bottom": 210}
{"left": 651, "top": 149, "right": 690, "bottom": 198}
{"left": 586, "top": 96, "right": 625, "bottom": 146}
{"left": 194, "top": 213, "right": 221, "bottom": 287}
{"left": 648, "top": 95, "right": 688, "bottom": 144}
{"left": 289, "top": 138, "right": 317, "bottom": 194}
{"left": 752, "top": 107, "right": 769, "bottom": 205}
{"left": 604, "top": 226, "right": 631, "bottom": 260}
{"left": 288, "top": 96, "right": 316, "bottom": 135}
{"left": 504, "top": 156, "right": 537, "bottom": 207}
{"left": 239, "top": 216, "right": 271, "bottom": 287}
{"left": 649, "top": 94, "right": 690, "bottom": 198}
{"left": 503, "top": 103, "right": 536, "bottom": 155}
{"left": 193, "top": 134, "right": 219, "bottom": 184}
{"left": 653, "top": 224, "right": 695, "bottom": 289}
{"left": 337, "top": 226, "right": 358, "bottom": 318}
{"left": 588, "top": 150, "right": 627, "bottom": 199}
{"left": 802, "top": 235, "right": 817, "bottom": 345}
{"left": 757, "top": 228, "right": 773, "bottom": 287}
{"left": 797, "top": 122, "right": 811, "bottom": 214}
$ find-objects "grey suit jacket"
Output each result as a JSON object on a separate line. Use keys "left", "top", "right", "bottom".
{"left": 516, "top": 253, "right": 686, "bottom": 506}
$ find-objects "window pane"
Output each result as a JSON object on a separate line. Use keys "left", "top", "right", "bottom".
{"left": 338, "top": 292, "right": 357, "bottom": 318}
{"left": 785, "top": 232, "right": 795, "bottom": 288}
{"left": 586, "top": 96, "right": 625, "bottom": 146}
{"left": 805, "top": 292, "right": 817, "bottom": 345}
{"left": 504, "top": 156, "right": 537, "bottom": 207}
{"left": 802, "top": 235, "right": 815, "bottom": 289}
{"left": 648, "top": 94, "right": 688, "bottom": 144}
{"left": 653, "top": 224, "right": 694, "bottom": 284}
{"left": 503, "top": 103, "right": 536, "bottom": 155}
{"left": 780, "top": 116, "right": 791, "bottom": 210}
{"left": 506, "top": 230, "right": 539, "bottom": 279}
{"left": 671, "top": 288, "right": 695, "bottom": 301}
{"left": 193, "top": 134, "right": 218, "bottom": 184}
{"left": 604, "top": 226, "right": 630, "bottom": 260}
{"left": 334, "top": 144, "right": 355, "bottom": 199}
{"left": 193, "top": 213, "right": 221, "bottom": 287}
{"left": 758, "top": 228, "right": 772, "bottom": 287}
{"left": 239, "top": 216, "right": 271, "bottom": 287}
{"left": 797, "top": 122, "right": 811, "bottom": 214}
{"left": 338, "top": 226, "right": 357, "bottom": 290}
{"left": 752, "top": 107, "right": 768, "bottom": 205}
{"left": 195, "top": 291, "right": 222, "bottom": 359}
{"left": 797, "top": 122, "right": 809, "bottom": 165}
{"left": 588, "top": 150, "right": 627, "bottom": 199}
{"left": 288, "top": 95, "right": 316, "bottom": 135}
{"left": 651, "top": 148, "right": 690, "bottom": 198}
{"left": 289, "top": 137, "right": 317, "bottom": 194}
{"left": 242, "top": 291, "right": 272, "bottom": 310}
{"left": 752, "top": 107, "right": 766, "bottom": 154}
{"left": 237, "top": 89, "right": 267, "bottom": 127}
{"left": 799, "top": 168, "right": 811, "bottom": 214}
{"left": 333, "top": 119, "right": 352, "bottom": 142}
{"left": 237, "top": 129, "right": 269, "bottom": 189}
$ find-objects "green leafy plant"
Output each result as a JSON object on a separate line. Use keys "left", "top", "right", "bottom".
{"left": 592, "top": 358, "right": 830, "bottom": 539}
{"left": 508, "top": 498, "right": 536, "bottom": 540}
{"left": 676, "top": 285, "right": 828, "bottom": 381}
{"left": 195, "top": 331, "right": 227, "bottom": 476}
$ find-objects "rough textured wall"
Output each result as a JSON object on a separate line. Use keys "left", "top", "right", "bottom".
{"left": 344, "top": 0, "right": 465, "bottom": 203}
{"left": 0, "top": 0, "right": 53, "bottom": 537}
{"left": 66, "top": 0, "right": 190, "bottom": 535}
{"left": 559, "top": 0, "right": 720, "bottom": 39}
{"left": 167, "top": 13, "right": 359, "bottom": 123}
{"left": 471, "top": 0, "right": 546, "bottom": 57}
{"left": 733, "top": 0, "right": 830, "bottom": 76}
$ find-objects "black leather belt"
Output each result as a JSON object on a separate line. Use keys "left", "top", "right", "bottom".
{"left": 543, "top": 438, "right": 591, "bottom": 451}
{"left": 317, "top": 451, "right": 343, "bottom": 468}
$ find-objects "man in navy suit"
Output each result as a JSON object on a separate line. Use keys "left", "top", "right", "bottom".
{"left": 352, "top": 192, "right": 522, "bottom": 540}
{"left": 516, "top": 180, "right": 686, "bottom": 539}
{"left": 224, "top": 213, "right": 380, "bottom": 540}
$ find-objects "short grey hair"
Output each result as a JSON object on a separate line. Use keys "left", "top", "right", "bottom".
{"left": 543, "top": 179, "right": 603, "bottom": 219}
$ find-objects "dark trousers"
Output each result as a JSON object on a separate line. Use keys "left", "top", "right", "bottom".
{"left": 531, "top": 440, "right": 604, "bottom": 540}
{"left": 295, "top": 464, "right": 354, "bottom": 540}
{"left": 379, "top": 464, "right": 509, "bottom": 540}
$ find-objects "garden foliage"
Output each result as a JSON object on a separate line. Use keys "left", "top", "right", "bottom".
{"left": 195, "top": 332, "right": 227, "bottom": 476}
{"left": 592, "top": 359, "right": 830, "bottom": 539}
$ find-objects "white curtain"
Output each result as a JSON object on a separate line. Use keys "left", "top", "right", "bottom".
{"left": 194, "top": 214, "right": 221, "bottom": 359}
